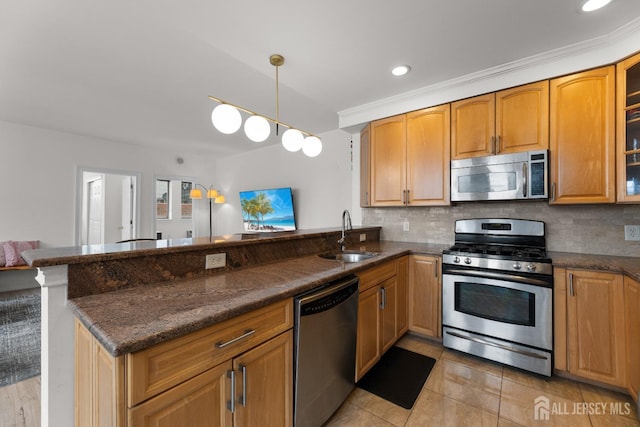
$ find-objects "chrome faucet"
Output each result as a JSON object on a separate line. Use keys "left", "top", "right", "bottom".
{"left": 338, "top": 209, "right": 352, "bottom": 251}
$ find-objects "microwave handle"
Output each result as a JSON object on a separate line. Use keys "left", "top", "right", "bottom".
{"left": 522, "top": 162, "right": 528, "bottom": 198}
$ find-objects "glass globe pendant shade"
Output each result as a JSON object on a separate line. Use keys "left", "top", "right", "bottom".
{"left": 282, "top": 129, "right": 304, "bottom": 152}
{"left": 211, "top": 104, "right": 242, "bottom": 134}
{"left": 302, "top": 136, "right": 322, "bottom": 157}
{"left": 244, "top": 115, "right": 271, "bottom": 142}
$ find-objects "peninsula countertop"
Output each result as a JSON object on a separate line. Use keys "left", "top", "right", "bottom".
{"left": 62, "top": 239, "right": 640, "bottom": 358}
{"left": 68, "top": 241, "right": 446, "bottom": 356}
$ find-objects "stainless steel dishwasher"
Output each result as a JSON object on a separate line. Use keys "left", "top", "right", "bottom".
{"left": 294, "top": 276, "right": 359, "bottom": 427}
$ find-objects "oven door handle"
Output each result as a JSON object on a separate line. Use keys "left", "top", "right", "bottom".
{"left": 442, "top": 268, "right": 551, "bottom": 287}
{"left": 446, "top": 331, "right": 548, "bottom": 360}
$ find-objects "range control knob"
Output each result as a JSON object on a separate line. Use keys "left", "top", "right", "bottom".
{"left": 527, "top": 263, "right": 537, "bottom": 272}
{"left": 464, "top": 257, "right": 472, "bottom": 265}
{"left": 454, "top": 256, "right": 461, "bottom": 263}
{"left": 513, "top": 262, "right": 522, "bottom": 270}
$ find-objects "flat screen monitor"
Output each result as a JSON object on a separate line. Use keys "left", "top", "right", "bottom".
{"left": 239, "top": 187, "right": 296, "bottom": 232}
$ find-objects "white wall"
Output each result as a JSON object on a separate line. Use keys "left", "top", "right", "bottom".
{"left": 215, "top": 129, "right": 354, "bottom": 235}
{"left": 0, "top": 120, "right": 217, "bottom": 248}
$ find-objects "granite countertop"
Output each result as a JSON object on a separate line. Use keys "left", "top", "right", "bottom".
{"left": 548, "top": 251, "right": 640, "bottom": 281}
{"left": 69, "top": 241, "right": 447, "bottom": 357}
{"left": 67, "top": 238, "right": 640, "bottom": 358}
{"left": 21, "top": 227, "right": 376, "bottom": 268}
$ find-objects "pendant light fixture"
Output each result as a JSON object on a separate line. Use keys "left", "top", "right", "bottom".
{"left": 209, "top": 54, "right": 322, "bottom": 157}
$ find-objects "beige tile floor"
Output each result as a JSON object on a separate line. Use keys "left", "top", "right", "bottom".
{"left": 327, "top": 335, "right": 640, "bottom": 427}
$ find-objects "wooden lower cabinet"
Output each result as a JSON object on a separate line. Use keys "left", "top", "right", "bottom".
{"left": 129, "top": 361, "right": 232, "bottom": 426}
{"left": 625, "top": 276, "right": 640, "bottom": 403}
{"left": 397, "top": 256, "right": 409, "bottom": 336}
{"left": 356, "top": 285, "right": 381, "bottom": 379}
{"left": 75, "top": 299, "right": 294, "bottom": 427}
{"left": 408, "top": 255, "right": 441, "bottom": 338}
{"left": 564, "top": 269, "right": 626, "bottom": 387}
{"left": 355, "top": 258, "right": 408, "bottom": 381}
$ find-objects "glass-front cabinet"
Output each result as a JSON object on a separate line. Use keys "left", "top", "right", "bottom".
{"left": 617, "top": 52, "right": 640, "bottom": 202}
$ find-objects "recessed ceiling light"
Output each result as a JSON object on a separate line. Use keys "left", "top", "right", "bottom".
{"left": 391, "top": 65, "right": 411, "bottom": 77}
{"left": 580, "top": 0, "right": 612, "bottom": 12}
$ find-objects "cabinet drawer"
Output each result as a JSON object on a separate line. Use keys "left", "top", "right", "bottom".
{"left": 127, "top": 298, "right": 293, "bottom": 406}
{"left": 357, "top": 260, "right": 397, "bottom": 292}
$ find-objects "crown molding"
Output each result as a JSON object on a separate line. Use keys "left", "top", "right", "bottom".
{"left": 339, "top": 17, "right": 640, "bottom": 130}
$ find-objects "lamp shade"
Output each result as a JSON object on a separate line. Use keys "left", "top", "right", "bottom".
{"left": 302, "top": 136, "right": 322, "bottom": 157}
{"left": 282, "top": 129, "right": 304, "bottom": 152}
{"left": 214, "top": 195, "right": 226, "bottom": 204}
{"left": 206, "top": 189, "right": 218, "bottom": 199}
{"left": 211, "top": 104, "right": 242, "bottom": 134}
{"left": 190, "top": 188, "right": 203, "bottom": 199}
{"left": 244, "top": 115, "right": 271, "bottom": 142}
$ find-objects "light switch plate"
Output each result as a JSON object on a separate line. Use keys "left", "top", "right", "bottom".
{"left": 403, "top": 221, "right": 410, "bottom": 232}
{"left": 206, "top": 253, "right": 226, "bottom": 269}
{"left": 360, "top": 233, "right": 367, "bottom": 242}
{"left": 624, "top": 225, "right": 640, "bottom": 241}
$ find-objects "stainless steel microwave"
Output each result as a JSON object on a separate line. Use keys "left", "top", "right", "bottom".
{"left": 450, "top": 150, "right": 548, "bottom": 202}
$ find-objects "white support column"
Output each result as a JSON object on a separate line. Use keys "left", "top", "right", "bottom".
{"left": 36, "top": 265, "right": 74, "bottom": 427}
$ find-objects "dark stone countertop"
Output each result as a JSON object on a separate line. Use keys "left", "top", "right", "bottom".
{"left": 21, "top": 227, "right": 378, "bottom": 268}
{"left": 68, "top": 241, "right": 447, "bottom": 357}
{"left": 65, "top": 236, "right": 640, "bottom": 358}
{"left": 548, "top": 251, "right": 640, "bottom": 282}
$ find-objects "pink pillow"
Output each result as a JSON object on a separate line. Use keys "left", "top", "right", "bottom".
{"left": 0, "top": 241, "right": 6, "bottom": 267}
{"left": 3, "top": 240, "right": 39, "bottom": 267}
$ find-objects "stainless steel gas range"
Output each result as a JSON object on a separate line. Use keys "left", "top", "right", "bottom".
{"left": 442, "top": 218, "right": 553, "bottom": 377}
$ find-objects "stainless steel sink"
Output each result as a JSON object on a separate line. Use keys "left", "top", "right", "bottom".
{"left": 318, "top": 250, "right": 379, "bottom": 263}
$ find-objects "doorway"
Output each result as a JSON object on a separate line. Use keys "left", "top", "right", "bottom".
{"left": 76, "top": 168, "right": 140, "bottom": 245}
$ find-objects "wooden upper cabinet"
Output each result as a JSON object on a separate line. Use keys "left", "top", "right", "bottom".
{"left": 406, "top": 105, "right": 451, "bottom": 205}
{"left": 452, "top": 81, "right": 549, "bottom": 160}
{"left": 451, "top": 93, "right": 495, "bottom": 159}
{"left": 370, "top": 114, "right": 407, "bottom": 206}
{"left": 369, "top": 105, "right": 450, "bottom": 207}
{"left": 549, "top": 66, "right": 615, "bottom": 204}
{"left": 496, "top": 81, "right": 549, "bottom": 154}
{"left": 616, "top": 52, "right": 640, "bottom": 203}
{"left": 360, "top": 124, "right": 371, "bottom": 207}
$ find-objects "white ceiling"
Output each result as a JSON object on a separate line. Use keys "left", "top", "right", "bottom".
{"left": 2, "top": 0, "right": 640, "bottom": 157}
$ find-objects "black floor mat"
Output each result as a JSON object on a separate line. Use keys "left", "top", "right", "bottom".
{"left": 356, "top": 346, "right": 436, "bottom": 409}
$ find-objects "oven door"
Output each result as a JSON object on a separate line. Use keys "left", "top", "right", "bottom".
{"left": 442, "top": 272, "right": 552, "bottom": 351}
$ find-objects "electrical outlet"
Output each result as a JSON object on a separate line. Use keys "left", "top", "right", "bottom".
{"left": 360, "top": 233, "right": 367, "bottom": 242}
{"left": 205, "top": 253, "right": 226, "bottom": 269}
{"left": 625, "top": 225, "right": 640, "bottom": 241}
{"left": 403, "top": 221, "right": 410, "bottom": 232}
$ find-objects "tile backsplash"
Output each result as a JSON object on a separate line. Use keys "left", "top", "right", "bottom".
{"left": 362, "top": 201, "right": 640, "bottom": 257}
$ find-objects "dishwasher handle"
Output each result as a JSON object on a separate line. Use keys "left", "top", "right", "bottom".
{"left": 296, "top": 276, "right": 359, "bottom": 316}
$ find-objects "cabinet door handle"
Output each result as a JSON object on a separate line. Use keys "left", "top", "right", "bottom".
{"left": 227, "top": 370, "right": 236, "bottom": 413}
{"left": 402, "top": 190, "right": 406, "bottom": 205}
{"left": 569, "top": 273, "right": 574, "bottom": 297}
{"left": 239, "top": 364, "right": 247, "bottom": 407}
{"left": 490, "top": 136, "right": 496, "bottom": 154}
{"left": 216, "top": 329, "right": 256, "bottom": 348}
{"left": 406, "top": 189, "right": 410, "bottom": 205}
{"left": 380, "top": 287, "right": 386, "bottom": 309}
{"left": 551, "top": 183, "right": 556, "bottom": 202}
{"left": 365, "top": 191, "right": 369, "bottom": 206}
{"left": 496, "top": 135, "right": 501, "bottom": 154}
{"left": 435, "top": 259, "right": 438, "bottom": 278}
